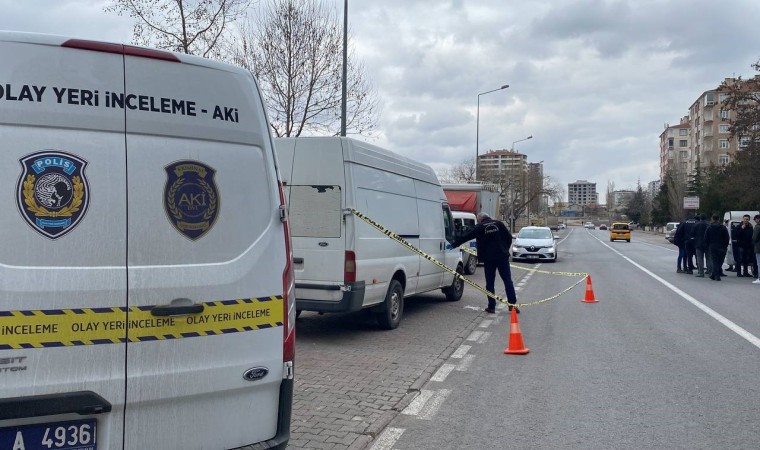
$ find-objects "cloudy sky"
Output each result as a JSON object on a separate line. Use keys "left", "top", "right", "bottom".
{"left": 3, "top": 0, "right": 760, "bottom": 200}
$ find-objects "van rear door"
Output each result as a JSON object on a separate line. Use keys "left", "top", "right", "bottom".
{"left": 122, "top": 54, "right": 287, "bottom": 448}
{"left": 0, "top": 34, "right": 127, "bottom": 449}
{"left": 277, "top": 138, "right": 346, "bottom": 287}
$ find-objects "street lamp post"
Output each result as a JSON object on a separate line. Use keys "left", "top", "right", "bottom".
{"left": 511, "top": 135, "right": 533, "bottom": 151}
{"left": 475, "top": 84, "right": 509, "bottom": 179}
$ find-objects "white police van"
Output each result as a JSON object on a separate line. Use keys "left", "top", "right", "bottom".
{"left": 0, "top": 32, "right": 295, "bottom": 449}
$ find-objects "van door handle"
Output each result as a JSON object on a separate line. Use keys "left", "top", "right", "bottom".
{"left": 151, "top": 298, "right": 204, "bottom": 316}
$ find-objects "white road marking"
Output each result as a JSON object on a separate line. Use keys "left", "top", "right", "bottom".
{"left": 463, "top": 305, "right": 481, "bottom": 311}
{"left": 594, "top": 235, "right": 760, "bottom": 349}
{"left": 369, "top": 427, "right": 405, "bottom": 450}
{"left": 477, "top": 331, "right": 492, "bottom": 344}
{"left": 402, "top": 390, "right": 433, "bottom": 416}
{"left": 417, "top": 389, "right": 451, "bottom": 420}
{"left": 451, "top": 344, "right": 471, "bottom": 358}
{"left": 456, "top": 354, "right": 476, "bottom": 371}
{"left": 479, "top": 319, "right": 493, "bottom": 328}
{"left": 466, "top": 330, "right": 484, "bottom": 341}
{"left": 431, "top": 363, "right": 456, "bottom": 382}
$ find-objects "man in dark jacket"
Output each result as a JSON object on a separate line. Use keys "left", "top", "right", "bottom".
{"left": 673, "top": 222, "right": 687, "bottom": 273}
{"left": 690, "top": 214, "right": 709, "bottom": 277}
{"left": 705, "top": 214, "right": 730, "bottom": 281}
{"left": 680, "top": 215, "right": 698, "bottom": 274}
{"left": 735, "top": 214, "right": 755, "bottom": 277}
{"left": 452, "top": 213, "right": 518, "bottom": 313}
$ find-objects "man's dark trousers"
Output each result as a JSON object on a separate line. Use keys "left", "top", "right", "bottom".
{"left": 483, "top": 258, "right": 517, "bottom": 310}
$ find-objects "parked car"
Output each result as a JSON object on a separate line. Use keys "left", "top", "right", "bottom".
{"left": 511, "top": 226, "right": 557, "bottom": 262}
{"left": 665, "top": 222, "right": 679, "bottom": 242}
{"left": 584, "top": 221, "right": 595, "bottom": 229}
{"left": 599, "top": 224, "right": 608, "bottom": 230}
{"left": 558, "top": 223, "right": 566, "bottom": 230}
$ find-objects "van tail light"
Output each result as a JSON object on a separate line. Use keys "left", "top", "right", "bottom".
{"left": 344, "top": 251, "right": 356, "bottom": 284}
{"left": 278, "top": 181, "right": 296, "bottom": 363}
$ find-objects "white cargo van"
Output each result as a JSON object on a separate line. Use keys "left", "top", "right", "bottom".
{"left": 275, "top": 137, "right": 464, "bottom": 330}
{"left": 0, "top": 32, "right": 294, "bottom": 450}
{"left": 452, "top": 211, "right": 478, "bottom": 274}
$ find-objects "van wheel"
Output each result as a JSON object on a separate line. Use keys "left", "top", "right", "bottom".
{"left": 443, "top": 265, "right": 464, "bottom": 301}
{"left": 626, "top": 239, "right": 630, "bottom": 242}
{"left": 464, "top": 255, "right": 477, "bottom": 275}
{"left": 376, "top": 280, "right": 404, "bottom": 330}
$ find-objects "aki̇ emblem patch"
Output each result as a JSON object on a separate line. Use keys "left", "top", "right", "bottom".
{"left": 16, "top": 150, "right": 90, "bottom": 239}
{"left": 164, "top": 160, "right": 220, "bottom": 240}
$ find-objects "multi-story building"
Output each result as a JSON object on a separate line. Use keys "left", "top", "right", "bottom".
{"left": 478, "top": 149, "right": 527, "bottom": 178}
{"left": 660, "top": 75, "right": 760, "bottom": 183}
{"left": 568, "top": 180, "right": 598, "bottom": 208}
{"left": 612, "top": 190, "right": 635, "bottom": 212}
{"left": 659, "top": 116, "right": 691, "bottom": 180}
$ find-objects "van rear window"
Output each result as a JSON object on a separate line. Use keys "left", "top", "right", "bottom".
{"left": 613, "top": 224, "right": 629, "bottom": 230}
{"left": 286, "top": 185, "right": 341, "bottom": 238}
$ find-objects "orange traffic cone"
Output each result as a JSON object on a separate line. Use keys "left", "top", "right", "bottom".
{"left": 581, "top": 275, "right": 598, "bottom": 303}
{"left": 503, "top": 307, "right": 529, "bottom": 355}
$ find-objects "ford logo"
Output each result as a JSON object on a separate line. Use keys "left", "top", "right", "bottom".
{"left": 318, "top": 242, "right": 329, "bottom": 247}
{"left": 243, "top": 367, "right": 269, "bottom": 381}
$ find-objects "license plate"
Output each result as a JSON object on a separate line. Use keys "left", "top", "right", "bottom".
{"left": 0, "top": 419, "right": 96, "bottom": 450}
{"left": 527, "top": 255, "right": 539, "bottom": 259}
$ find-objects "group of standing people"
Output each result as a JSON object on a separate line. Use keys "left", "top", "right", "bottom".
{"left": 674, "top": 213, "right": 760, "bottom": 282}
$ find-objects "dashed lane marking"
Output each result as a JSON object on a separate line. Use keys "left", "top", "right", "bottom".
{"left": 369, "top": 427, "right": 404, "bottom": 450}
{"left": 466, "top": 330, "right": 484, "bottom": 342}
{"left": 431, "top": 363, "right": 456, "bottom": 382}
{"left": 451, "top": 344, "right": 471, "bottom": 358}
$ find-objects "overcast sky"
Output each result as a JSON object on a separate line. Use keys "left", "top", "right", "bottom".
{"left": 3, "top": 0, "right": 760, "bottom": 199}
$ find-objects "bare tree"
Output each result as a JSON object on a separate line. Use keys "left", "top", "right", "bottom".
{"left": 105, "top": 0, "right": 248, "bottom": 58}
{"left": 480, "top": 166, "right": 560, "bottom": 229}
{"left": 230, "top": 0, "right": 378, "bottom": 137}
{"left": 446, "top": 157, "right": 477, "bottom": 183}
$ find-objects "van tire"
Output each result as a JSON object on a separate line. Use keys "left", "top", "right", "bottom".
{"left": 464, "top": 255, "right": 477, "bottom": 275}
{"left": 443, "top": 265, "right": 464, "bottom": 301}
{"left": 376, "top": 280, "right": 404, "bottom": 330}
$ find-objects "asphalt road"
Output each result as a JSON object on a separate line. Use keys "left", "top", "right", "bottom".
{"left": 361, "top": 226, "right": 760, "bottom": 450}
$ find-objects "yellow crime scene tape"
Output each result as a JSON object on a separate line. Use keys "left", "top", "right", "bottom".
{"left": 0, "top": 296, "right": 283, "bottom": 349}
{"left": 351, "top": 209, "right": 589, "bottom": 309}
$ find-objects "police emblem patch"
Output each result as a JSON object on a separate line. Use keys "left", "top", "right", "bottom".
{"left": 164, "top": 160, "right": 220, "bottom": 240}
{"left": 16, "top": 151, "right": 90, "bottom": 239}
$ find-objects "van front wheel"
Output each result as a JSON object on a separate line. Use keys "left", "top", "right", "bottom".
{"left": 376, "top": 280, "right": 404, "bottom": 330}
{"left": 443, "top": 265, "right": 464, "bottom": 301}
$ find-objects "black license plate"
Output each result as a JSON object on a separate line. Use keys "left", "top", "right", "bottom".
{"left": 0, "top": 419, "right": 96, "bottom": 450}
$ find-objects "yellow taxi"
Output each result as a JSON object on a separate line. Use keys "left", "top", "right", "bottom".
{"left": 610, "top": 222, "right": 631, "bottom": 242}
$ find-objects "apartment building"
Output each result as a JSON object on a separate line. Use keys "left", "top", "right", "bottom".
{"left": 568, "top": 180, "right": 598, "bottom": 208}
{"left": 478, "top": 149, "right": 527, "bottom": 178}
{"left": 660, "top": 75, "right": 760, "bottom": 183}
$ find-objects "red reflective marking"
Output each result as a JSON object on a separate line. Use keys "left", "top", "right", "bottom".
{"left": 61, "top": 39, "right": 180, "bottom": 62}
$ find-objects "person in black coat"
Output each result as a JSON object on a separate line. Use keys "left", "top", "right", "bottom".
{"left": 452, "top": 213, "right": 518, "bottom": 313}
{"left": 735, "top": 214, "right": 755, "bottom": 277}
{"left": 673, "top": 221, "right": 687, "bottom": 273}
{"left": 690, "top": 214, "right": 709, "bottom": 277}
{"left": 680, "top": 216, "right": 698, "bottom": 274}
{"left": 705, "top": 214, "right": 730, "bottom": 281}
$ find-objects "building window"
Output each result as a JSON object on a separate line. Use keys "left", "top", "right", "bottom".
{"left": 679, "top": 129, "right": 687, "bottom": 136}
{"left": 668, "top": 137, "right": 674, "bottom": 149}
{"left": 679, "top": 151, "right": 688, "bottom": 159}
{"left": 719, "top": 139, "right": 730, "bottom": 149}
{"left": 719, "top": 93, "right": 729, "bottom": 103}
{"left": 679, "top": 140, "right": 687, "bottom": 147}
{"left": 719, "top": 124, "right": 730, "bottom": 133}
{"left": 740, "top": 137, "right": 751, "bottom": 147}
{"left": 720, "top": 109, "right": 730, "bottom": 120}
{"left": 705, "top": 93, "right": 714, "bottom": 106}
{"left": 719, "top": 155, "right": 729, "bottom": 165}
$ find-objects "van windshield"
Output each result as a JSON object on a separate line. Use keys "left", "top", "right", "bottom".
{"left": 286, "top": 185, "right": 341, "bottom": 238}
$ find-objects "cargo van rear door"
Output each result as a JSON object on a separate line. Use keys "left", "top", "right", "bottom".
{"left": 122, "top": 53, "right": 287, "bottom": 449}
{"left": 0, "top": 34, "right": 127, "bottom": 450}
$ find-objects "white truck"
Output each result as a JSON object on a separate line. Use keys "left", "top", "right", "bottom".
{"left": 275, "top": 137, "right": 464, "bottom": 330}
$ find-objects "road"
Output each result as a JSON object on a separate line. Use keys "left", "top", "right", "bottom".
{"left": 289, "top": 226, "right": 760, "bottom": 449}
